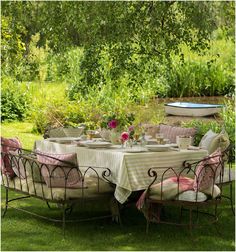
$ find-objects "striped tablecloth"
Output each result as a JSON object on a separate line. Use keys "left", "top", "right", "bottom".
{"left": 35, "top": 140, "right": 208, "bottom": 204}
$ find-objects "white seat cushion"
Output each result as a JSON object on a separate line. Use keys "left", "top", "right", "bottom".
{"left": 176, "top": 190, "right": 207, "bottom": 202}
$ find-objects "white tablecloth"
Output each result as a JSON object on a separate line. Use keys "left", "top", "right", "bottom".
{"left": 35, "top": 140, "right": 208, "bottom": 204}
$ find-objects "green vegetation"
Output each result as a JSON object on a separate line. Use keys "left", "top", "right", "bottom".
{"left": 1, "top": 76, "right": 31, "bottom": 121}
{"left": 1, "top": 1, "right": 235, "bottom": 134}
{"left": 1, "top": 1, "right": 235, "bottom": 97}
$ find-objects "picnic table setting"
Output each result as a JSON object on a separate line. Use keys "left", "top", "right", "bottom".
{"left": 35, "top": 123, "right": 210, "bottom": 205}
{"left": 1, "top": 116, "right": 234, "bottom": 238}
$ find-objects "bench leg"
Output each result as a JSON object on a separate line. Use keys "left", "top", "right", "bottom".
{"left": 62, "top": 203, "right": 66, "bottom": 238}
{"left": 2, "top": 188, "right": 9, "bottom": 218}
{"left": 46, "top": 201, "right": 51, "bottom": 209}
{"left": 110, "top": 197, "right": 122, "bottom": 225}
{"left": 229, "top": 183, "right": 235, "bottom": 216}
{"left": 189, "top": 208, "right": 193, "bottom": 236}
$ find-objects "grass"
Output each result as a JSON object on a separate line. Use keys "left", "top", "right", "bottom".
{"left": 1, "top": 121, "right": 235, "bottom": 250}
{"left": 1, "top": 121, "right": 43, "bottom": 150}
{"left": 1, "top": 187, "right": 235, "bottom": 251}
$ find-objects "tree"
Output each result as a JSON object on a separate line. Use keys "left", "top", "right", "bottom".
{"left": 1, "top": 1, "right": 234, "bottom": 91}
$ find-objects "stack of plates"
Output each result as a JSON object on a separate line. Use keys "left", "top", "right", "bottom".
{"left": 85, "top": 141, "right": 112, "bottom": 148}
{"left": 78, "top": 140, "right": 95, "bottom": 146}
{"left": 47, "top": 137, "right": 81, "bottom": 144}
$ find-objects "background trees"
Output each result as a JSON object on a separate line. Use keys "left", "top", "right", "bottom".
{"left": 1, "top": 1, "right": 234, "bottom": 91}
{"left": 1, "top": 1, "right": 235, "bottom": 134}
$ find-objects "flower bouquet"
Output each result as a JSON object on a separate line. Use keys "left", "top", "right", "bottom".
{"left": 99, "top": 113, "right": 135, "bottom": 144}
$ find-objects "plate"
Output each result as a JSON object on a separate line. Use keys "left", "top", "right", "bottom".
{"left": 147, "top": 144, "right": 170, "bottom": 152}
{"left": 169, "top": 143, "right": 178, "bottom": 148}
{"left": 124, "top": 148, "right": 148, "bottom": 153}
{"left": 47, "top": 137, "right": 81, "bottom": 143}
{"left": 78, "top": 140, "right": 95, "bottom": 146}
{"left": 85, "top": 142, "right": 112, "bottom": 148}
{"left": 146, "top": 139, "right": 158, "bottom": 145}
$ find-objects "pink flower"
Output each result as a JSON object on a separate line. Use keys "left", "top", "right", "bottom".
{"left": 121, "top": 132, "right": 129, "bottom": 141}
{"left": 108, "top": 119, "right": 118, "bottom": 129}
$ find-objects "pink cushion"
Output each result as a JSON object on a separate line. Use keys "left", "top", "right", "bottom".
{"left": 159, "top": 125, "right": 196, "bottom": 143}
{"left": 36, "top": 150, "right": 82, "bottom": 188}
{"left": 193, "top": 149, "right": 223, "bottom": 191}
{"left": 136, "top": 176, "right": 194, "bottom": 210}
{"left": 1, "top": 137, "right": 22, "bottom": 178}
{"left": 149, "top": 176, "right": 194, "bottom": 200}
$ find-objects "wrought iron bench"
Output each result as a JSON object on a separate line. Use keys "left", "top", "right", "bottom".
{"left": 136, "top": 148, "right": 227, "bottom": 234}
{"left": 1, "top": 146, "right": 119, "bottom": 236}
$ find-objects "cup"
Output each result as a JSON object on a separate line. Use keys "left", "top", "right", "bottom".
{"left": 134, "top": 133, "right": 140, "bottom": 142}
{"left": 86, "top": 130, "right": 96, "bottom": 140}
{"left": 163, "top": 138, "right": 170, "bottom": 144}
{"left": 156, "top": 133, "right": 164, "bottom": 144}
{"left": 176, "top": 136, "right": 192, "bottom": 150}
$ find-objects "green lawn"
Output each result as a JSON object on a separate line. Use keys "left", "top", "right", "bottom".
{"left": 1, "top": 121, "right": 43, "bottom": 150}
{"left": 1, "top": 187, "right": 235, "bottom": 251}
{"left": 1, "top": 122, "right": 235, "bottom": 251}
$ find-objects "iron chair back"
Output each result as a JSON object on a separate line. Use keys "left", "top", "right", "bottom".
{"left": 140, "top": 149, "right": 225, "bottom": 234}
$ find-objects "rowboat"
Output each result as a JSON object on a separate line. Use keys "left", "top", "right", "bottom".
{"left": 164, "top": 102, "right": 224, "bottom": 117}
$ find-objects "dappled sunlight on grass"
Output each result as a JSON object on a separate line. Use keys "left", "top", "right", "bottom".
{"left": 1, "top": 121, "right": 43, "bottom": 150}
{"left": 2, "top": 186, "right": 234, "bottom": 251}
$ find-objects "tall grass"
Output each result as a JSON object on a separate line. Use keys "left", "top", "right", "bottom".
{"left": 21, "top": 81, "right": 68, "bottom": 133}
{"left": 166, "top": 39, "right": 235, "bottom": 97}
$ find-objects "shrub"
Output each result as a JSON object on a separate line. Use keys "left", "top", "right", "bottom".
{"left": 220, "top": 99, "right": 235, "bottom": 144}
{"left": 182, "top": 120, "right": 221, "bottom": 146}
{"left": 1, "top": 76, "right": 31, "bottom": 121}
{"left": 165, "top": 59, "right": 234, "bottom": 97}
{"left": 31, "top": 99, "right": 88, "bottom": 134}
{"left": 29, "top": 82, "right": 85, "bottom": 134}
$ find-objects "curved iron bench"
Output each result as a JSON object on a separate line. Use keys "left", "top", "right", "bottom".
{"left": 136, "top": 148, "right": 230, "bottom": 235}
{"left": 1, "top": 147, "right": 119, "bottom": 236}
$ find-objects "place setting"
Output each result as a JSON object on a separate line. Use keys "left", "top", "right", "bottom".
{"left": 46, "top": 137, "right": 82, "bottom": 144}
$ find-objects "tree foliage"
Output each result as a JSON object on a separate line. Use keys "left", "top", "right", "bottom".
{"left": 1, "top": 1, "right": 235, "bottom": 94}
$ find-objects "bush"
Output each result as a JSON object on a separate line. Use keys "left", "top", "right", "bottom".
{"left": 220, "top": 99, "right": 235, "bottom": 145}
{"left": 1, "top": 76, "right": 31, "bottom": 121}
{"left": 29, "top": 82, "right": 84, "bottom": 134}
{"left": 31, "top": 78, "right": 165, "bottom": 134}
{"left": 182, "top": 120, "right": 221, "bottom": 146}
{"left": 31, "top": 100, "right": 84, "bottom": 134}
{"left": 165, "top": 59, "right": 234, "bottom": 97}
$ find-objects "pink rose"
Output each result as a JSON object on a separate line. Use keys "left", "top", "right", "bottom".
{"left": 121, "top": 132, "right": 129, "bottom": 141}
{"left": 108, "top": 119, "right": 118, "bottom": 129}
